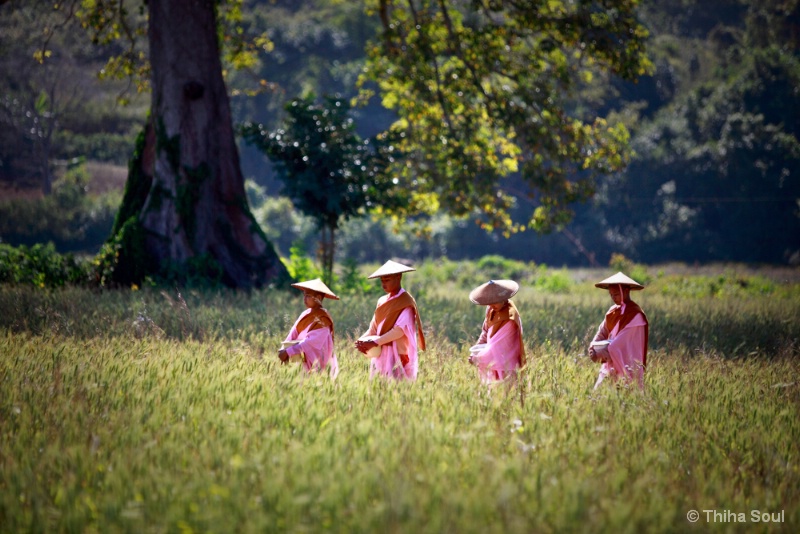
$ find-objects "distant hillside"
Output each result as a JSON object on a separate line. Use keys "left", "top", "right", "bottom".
{"left": 1, "top": 0, "right": 797, "bottom": 266}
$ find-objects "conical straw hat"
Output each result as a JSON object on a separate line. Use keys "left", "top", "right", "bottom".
{"left": 291, "top": 278, "right": 340, "bottom": 300}
{"left": 469, "top": 279, "right": 519, "bottom": 305}
{"left": 367, "top": 260, "right": 416, "bottom": 279}
{"left": 594, "top": 272, "right": 644, "bottom": 290}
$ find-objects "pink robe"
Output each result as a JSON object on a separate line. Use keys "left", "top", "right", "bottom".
{"left": 283, "top": 309, "right": 338, "bottom": 379}
{"left": 363, "top": 289, "right": 420, "bottom": 380}
{"left": 591, "top": 303, "right": 647, "bottom": 389}
{"left": 473, "top": 313, "right": 523, "bottom": 383}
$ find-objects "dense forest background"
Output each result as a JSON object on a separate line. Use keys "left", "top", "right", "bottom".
{"left": 1, "top": 0, "right": 798, "bottom": 268}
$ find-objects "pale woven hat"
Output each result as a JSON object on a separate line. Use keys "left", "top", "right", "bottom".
{"left": 291, "top": 278, "right": 340, "bottom": 300}
{"left": 469, "top": 279, "right": 519, "bottom": 305}
{"left": 594, "top": 272, "right": 644, "bottom": 290}
{"left": 367, "top": 260, "right": 416, "bottom": 279}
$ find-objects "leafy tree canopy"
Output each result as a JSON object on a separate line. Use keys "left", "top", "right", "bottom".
{"left": 359, "top": 0, "right": 653, "bottom": 235}
{"left": 241, "top": 93, "right": 406, "bottom": 280}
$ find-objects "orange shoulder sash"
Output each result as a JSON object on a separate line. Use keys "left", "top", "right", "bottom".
{"left": 375, "top": 291, "right": 426, "bottom": 351}
{"left": 296, "top": 308, "right": 334, "bottom": 339}
{"left": 485, "top": 300, "right": 525, "bottom": 367}
{"left": 605, "top": 300, "right": 648, "bottom": 367}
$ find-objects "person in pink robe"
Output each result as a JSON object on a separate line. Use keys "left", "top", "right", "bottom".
{"left": 278, "top": 279, "right": 339, "bottom": 379}
{"left": 468, "top": 280, "right": 525, "bottom": 384}
{"left": 355, "top": 260, "right": 426, "bottom": 380}
{"left": 588, "top": 272, "right": 649, "bottom": 389}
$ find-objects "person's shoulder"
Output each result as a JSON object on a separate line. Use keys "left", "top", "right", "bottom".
{"left": 603, "top": 304, "right": 620, "bottom": 317}
{"left": 630, "top": 310, "right": 648, "bottom": 324}
{"left": 400, "top": 290, "right": 418, "bottom": 305}
{"left": 315, "top": 307, "right": 333, "bottom": 318}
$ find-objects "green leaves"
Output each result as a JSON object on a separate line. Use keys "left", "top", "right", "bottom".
{"left": 241, "top": 94, "right": 405, "bottom": 230}
{"left": 360, "top": 0, "right": 652, "bottom": 233}
{"left": 240, "top": 93, "right": 407, "bottom": 282}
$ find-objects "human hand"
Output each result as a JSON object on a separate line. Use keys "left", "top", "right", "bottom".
{"left": 590, "top": 344, "right": 609, "bottom": 363}
{"left": 355, "top": 339, "right": 378, "bottom": 354}
{"left": 278, "top": 349, "right": 289, "bottom": 363}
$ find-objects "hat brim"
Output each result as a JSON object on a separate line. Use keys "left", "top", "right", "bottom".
{"left": 290, "top": 278, "right": 340, "bottom": 300}
{"left": 594, "top": 282, "right": 644, "bottom": 290}
{"left": 594, "top": 272, "right": 644, "bottom": 290}
{"left": 469, "top": 280, "right": 519, "bottom": 305}
{"left": 367, "top": 260, "right": 416, "bottom": 279}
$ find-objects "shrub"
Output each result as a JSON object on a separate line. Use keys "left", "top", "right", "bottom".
{"left": 475, "top": 254, "right": 532, "bottom": 281}
{"left": 531, "top": 265, "right": 573, "bottom": 293}
{"left": 629, "top": 264, "right": 653, "bottom": 286}
{"left": 656, "top": 273, "right": 783, "bottom": 298}
{"left": 282, "top": 241, "right": 323, "bottom": 282}
{"left": 336, "top": 257, "right": 380, "bottom": 296}
{"left": 609, "top": 253, "right": 634, "bottom": 273}
{"left": 0, "top": 242, "right": 91, "bottom": 287}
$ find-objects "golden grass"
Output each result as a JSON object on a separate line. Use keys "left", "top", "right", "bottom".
{"left": 1, "top": 270, "right": 798, "bottom": 532}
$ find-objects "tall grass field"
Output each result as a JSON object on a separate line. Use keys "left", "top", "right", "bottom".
{"left": 1, "top": 263, "right": 799, "bottom": 533}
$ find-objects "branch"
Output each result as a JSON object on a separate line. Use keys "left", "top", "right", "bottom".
{"left": 437, "top": 0, "right": 497, "bottom": 122}
{"left": 37, "top": 0, "right": 80, "bottom": 63}
{"left": 406, "top": 0, "right": 457, "bottom": 135}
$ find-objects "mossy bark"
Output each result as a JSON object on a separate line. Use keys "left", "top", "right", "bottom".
{"left": 106, "top": 0, "right": 289, "bottom": 288}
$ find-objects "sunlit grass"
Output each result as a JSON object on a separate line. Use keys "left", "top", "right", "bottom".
{"left": 1, "top": 266, "right": 799, "bottom": 532}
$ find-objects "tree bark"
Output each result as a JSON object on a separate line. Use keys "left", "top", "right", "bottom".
{"left": 111, "top": 0, "right": 288, "bottom": 288}
{"left": 318, "top": 224, "right": 335, "bottom": 287}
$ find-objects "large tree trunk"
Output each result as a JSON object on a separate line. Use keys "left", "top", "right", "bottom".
{"left": 107, "top": 0, "right": 287, "bottom": 288}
